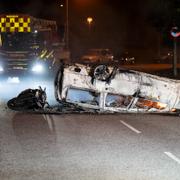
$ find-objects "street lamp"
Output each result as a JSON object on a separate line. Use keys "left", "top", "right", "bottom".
{"left": 87, "top": 17, "right": 93, "bottom": 31}
{"left": 60, "top": 1, "right": 69, "bottom": 49}
{"left": 66, "top": 0, "right": 69, "bottom": 49}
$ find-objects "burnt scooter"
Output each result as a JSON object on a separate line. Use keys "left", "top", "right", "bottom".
{"left": 7, "top": 86, "right": 48, "bottom": 111}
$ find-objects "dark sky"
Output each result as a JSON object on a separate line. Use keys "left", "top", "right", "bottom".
{"left": 0, "top": 0, "right": 159, "bottom": 59}
{"left": 0, "top": 0, "right": 146, "bottom": 20}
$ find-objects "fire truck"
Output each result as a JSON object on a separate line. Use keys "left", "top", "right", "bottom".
{"left": 0, "top": 14, "right": 70, "bottom": 82}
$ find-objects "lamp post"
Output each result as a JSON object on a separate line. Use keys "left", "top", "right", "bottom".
{"left": 59, "top": 0, "right": 69, "bottom": 49}
{"left": 87, "top": 17, "right": 93, "bottom": 32}
{"left": 66, "top": 0, "right": 69, "bottom": 49}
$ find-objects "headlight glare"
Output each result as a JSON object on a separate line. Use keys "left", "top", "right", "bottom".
{"left": 0, "top": 65, "right": 4, "bottom": 72}
{"left": 32, "top": 64, "right": 44, "bottom": 73}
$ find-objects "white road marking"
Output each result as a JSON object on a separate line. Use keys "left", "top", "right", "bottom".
{"left": 164, "top": 152, "right": 180, "bottom": 165}
{"left": 120, "top": 120, "right": 141, "bottom": 134}
{"left": 43, "top": 114, "right": 54, "bottom": 132}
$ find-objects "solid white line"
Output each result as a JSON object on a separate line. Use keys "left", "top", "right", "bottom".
{"left": 164, "top": 152, "right": 180, "bottom": 165}
{"left": 120, "top": 120, "right": 141, "bottom": 134}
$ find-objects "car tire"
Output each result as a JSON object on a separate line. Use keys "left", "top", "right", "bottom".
{"left": 93, "top": 65, "right": 110, "bottom": 81}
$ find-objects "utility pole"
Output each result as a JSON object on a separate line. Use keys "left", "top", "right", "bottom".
{"left": 66, "top": 0, "right": 69, "bottom": 49}
{"left": 171, "top": 27, "right": 180, "bottom": 77}
{"left": 173, "top": 37, "right": 177, "bottom": 77}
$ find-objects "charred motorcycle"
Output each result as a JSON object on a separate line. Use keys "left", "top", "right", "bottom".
{"left": 7, "top": 86, "right": 48, "bottom": 111}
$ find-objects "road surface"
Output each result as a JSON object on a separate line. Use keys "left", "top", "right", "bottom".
{"left": 1, "top": 100, "right": 180, "bottom": 180}
{"left": 1, "top": 68, "right": 180, "bottom": 180}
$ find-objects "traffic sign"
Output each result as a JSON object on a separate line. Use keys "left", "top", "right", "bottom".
{"left": 171, "top": 27, "right": 180, "bottom": 38}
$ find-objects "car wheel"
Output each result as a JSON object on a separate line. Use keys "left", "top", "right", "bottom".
{"left": 93, "top": 65, "right": 110, "bottom": 81}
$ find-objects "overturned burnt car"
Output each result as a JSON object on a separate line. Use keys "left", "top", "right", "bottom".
{"left": 54, "top": 64, "right": 180, "bottom": 113}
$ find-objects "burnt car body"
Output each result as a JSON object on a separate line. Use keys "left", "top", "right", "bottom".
{"left": 55, "top": 64, "right": 180, "bottom": 113}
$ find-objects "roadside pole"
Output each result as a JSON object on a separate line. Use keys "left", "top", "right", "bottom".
{"left": 173, "top": 37, "right": 177, "bottom": 77}
{"left": 171, "top": 27, "right": 180, "bottom": 77}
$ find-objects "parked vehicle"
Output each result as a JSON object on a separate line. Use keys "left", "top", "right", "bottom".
{"left": 156, "top": 52, "right": 173, "bottom": 64}
{"left": 81, "top": 49, "right": 114, "bottom": 64}
{"left": 119, "top": 52, "right": 135, "bottom": 64}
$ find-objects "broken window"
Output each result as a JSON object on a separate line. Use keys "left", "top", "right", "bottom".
{"left": 135, "top": 98, "right": 167, "bottom": 110}
{"left": 66, "top": 88, "right": 100, "bottom": 106}
{"left": 105, "top": 93, "right": 132, "bottom": 108}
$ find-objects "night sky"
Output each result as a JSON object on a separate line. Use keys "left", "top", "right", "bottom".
{"left": 0, "top": 0, "right": 171, "bottom": 60}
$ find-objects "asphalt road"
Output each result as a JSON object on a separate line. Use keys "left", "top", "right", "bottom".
{"left": 1, "top": 101, "right": 180, "bottom": 180}
{"left": 1, "top": 66, "right": 180, "bottom": 180}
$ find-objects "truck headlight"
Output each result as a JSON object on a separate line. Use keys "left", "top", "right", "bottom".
{"left": 0, "top": 65, "right": 4, "bottom": 72}
{"left": 32, "top": 63, "right": 44, "bottom": 73}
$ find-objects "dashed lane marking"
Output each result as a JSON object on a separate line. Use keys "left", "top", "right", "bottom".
{"left": 120, "top": 120, "right": 141, "bottom": 134}
{"left": 164, "top": 152, "right": 180, "bottom": 165}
